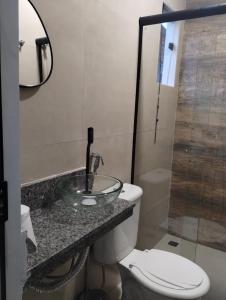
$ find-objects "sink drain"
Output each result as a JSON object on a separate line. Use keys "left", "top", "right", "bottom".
{"left": 82, "top": 197, "right": 97, "bottom": 206}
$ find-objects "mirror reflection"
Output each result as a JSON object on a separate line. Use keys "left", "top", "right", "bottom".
{"left": 19, "top": 0, "right": 53, "bottom": 87}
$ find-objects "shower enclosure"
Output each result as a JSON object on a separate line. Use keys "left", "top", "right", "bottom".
{"left": 132, "top": 3, "right": 226, "bottom": 299}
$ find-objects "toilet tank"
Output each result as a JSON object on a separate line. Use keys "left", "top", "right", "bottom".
{"left": 93, "top": 183, "right": 143, "bottom": 264}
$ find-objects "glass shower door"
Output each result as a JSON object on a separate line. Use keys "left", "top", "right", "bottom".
{"left": 133, "top": 6, "right": 226, "bottom": 267}
{"left": 132, "top": 4, "right": 226, "bottom": 300}
{"left": 169, "top": 12, "right": 226, "bottom": 258}
{"left": 133, "top": 19, "right": 199, "bottom": 261}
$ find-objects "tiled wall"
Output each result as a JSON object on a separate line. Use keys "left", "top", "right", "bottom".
{"left": 20, "top": 0, "right": 149, "bottom": 184}
{"left": 170, "top": 5, "right": 226, "bottom": 252}
{"left": 20, "top": 0, "right": 186, "bottom": 185}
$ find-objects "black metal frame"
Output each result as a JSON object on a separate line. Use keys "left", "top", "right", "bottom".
{"left": 131, "top": 3, "right": 226, "bottom": 183}
{"left": 20, "top": 0, "right": 53, "bottom": 89}
{"left": 0, "top": 30, "right": 8, "bottom": 300}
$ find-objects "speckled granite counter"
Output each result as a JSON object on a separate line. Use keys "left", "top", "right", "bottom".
{"left": 26, "top": 197, "right": 134, "bottom": 283}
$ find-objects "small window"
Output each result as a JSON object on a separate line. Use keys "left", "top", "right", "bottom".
{"left": 157, "top": 5, "right": 180, "bottom": 87}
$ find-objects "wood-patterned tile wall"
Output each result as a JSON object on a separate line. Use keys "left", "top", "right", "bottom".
{"left": 169, "top": 14, "right": 226, "bottom": 252}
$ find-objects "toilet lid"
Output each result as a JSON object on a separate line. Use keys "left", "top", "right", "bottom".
{"left": 128, "top": 249, "right": 204, "bottom": 290}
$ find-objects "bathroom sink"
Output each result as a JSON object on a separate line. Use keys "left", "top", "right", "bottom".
{"left": 55, "top": 174, "right": 123, "bottom": 208}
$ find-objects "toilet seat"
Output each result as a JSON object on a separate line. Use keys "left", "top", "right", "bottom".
{"left": 120, "top": 249, "right": 210, "bottom": 299}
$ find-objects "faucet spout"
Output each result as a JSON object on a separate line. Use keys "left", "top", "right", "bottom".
{"left": 90, "top": 153, "right": 104, "bottom": 174}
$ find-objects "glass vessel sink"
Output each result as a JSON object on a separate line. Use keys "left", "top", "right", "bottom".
{"left": 56, "top": 174, "right": 123, "bottom": 208}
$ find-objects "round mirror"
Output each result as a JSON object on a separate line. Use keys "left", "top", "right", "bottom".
{"left": 19, "top": 0, "right": 53, "bottom": 88}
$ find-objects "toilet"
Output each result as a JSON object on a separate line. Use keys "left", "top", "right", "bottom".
{"left": 93, "top": 184, "right": 210, "bottom": 300}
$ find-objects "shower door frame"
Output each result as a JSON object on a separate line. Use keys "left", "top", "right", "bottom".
{"left": 0, "top": 0, "right": 22, "bottom": 299}
{"left": 131, "top": 3, "right": 226, "bottom": 183}
{"left": 0, "top": 33, "right": 8, "bottom": 300}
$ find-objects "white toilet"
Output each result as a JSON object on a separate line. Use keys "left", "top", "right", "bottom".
{"left": 94, "top": 184, "right": 210, "bottom": 300}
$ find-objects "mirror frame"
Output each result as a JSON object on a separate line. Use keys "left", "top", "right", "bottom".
{"left": 19, "top": 0, "right": 53, "bottom": 88}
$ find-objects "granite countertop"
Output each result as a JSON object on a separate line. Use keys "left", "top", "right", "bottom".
{"left": 26, "top": 197, "right": 134, "bottom": 283}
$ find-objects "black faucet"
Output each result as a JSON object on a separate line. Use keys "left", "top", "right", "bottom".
{"left": 85, "top": 127, "right": 94, "bottom": 193}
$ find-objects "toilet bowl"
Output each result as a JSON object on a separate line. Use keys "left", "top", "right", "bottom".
{"left": 119, "top": 248, "right": 209, "bottom": 300}
{"left": 94, "top": 184, "right": 210, "bottom": 300}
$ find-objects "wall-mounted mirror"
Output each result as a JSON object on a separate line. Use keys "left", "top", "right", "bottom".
{"left": 19, "top": 0, "right": 53, "bottom": 88}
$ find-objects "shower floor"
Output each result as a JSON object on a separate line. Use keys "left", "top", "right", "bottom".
{"left": 168, "top": 197, "right": 226, "bottom": 252}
